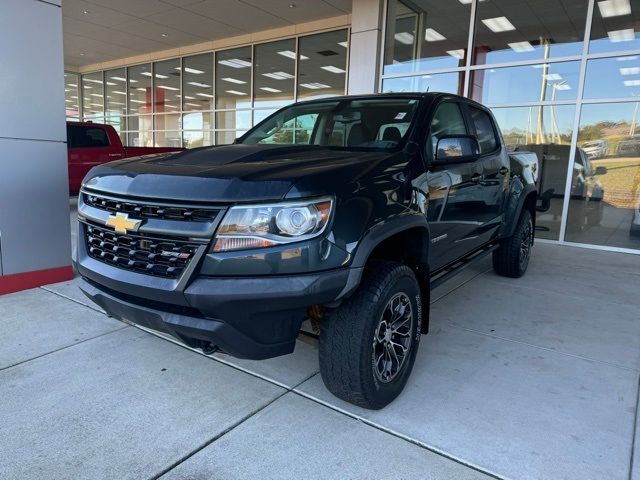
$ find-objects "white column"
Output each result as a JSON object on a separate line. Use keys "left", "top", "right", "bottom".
{"left": 347, "top": 0, "right": 385, "bottom": 95}
{"left": 0, "top": 0, "right": 72, "bottom": 292}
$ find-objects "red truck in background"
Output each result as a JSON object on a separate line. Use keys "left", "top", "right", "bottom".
{"left": 66, "top": 121, "right": 185, "bottom": 194}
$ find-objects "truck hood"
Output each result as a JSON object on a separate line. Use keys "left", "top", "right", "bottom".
{"left": 83, "top": 144, "right": 392, "bottom": 203}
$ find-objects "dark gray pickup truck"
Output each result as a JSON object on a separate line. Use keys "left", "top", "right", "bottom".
{"left": 76, "top": 93, "right": 538, "bottom": 409}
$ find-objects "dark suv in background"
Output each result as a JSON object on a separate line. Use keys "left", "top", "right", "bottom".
{"left": 76, "top": 93, "right": 538, "bottom": 409}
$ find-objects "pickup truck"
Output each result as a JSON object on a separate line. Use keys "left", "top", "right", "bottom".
{"left": 66, "top": 121, "right": 184, "bottom": 194}
{"left": 75, "top": 93, "right": 538, "bottom": 409}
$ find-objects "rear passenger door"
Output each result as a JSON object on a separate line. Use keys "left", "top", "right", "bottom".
{"left": 464, "top": 104, "right": 509, "bottom": 242}
{"left": 424, "top": 101, "right": 485, "bottom": 271}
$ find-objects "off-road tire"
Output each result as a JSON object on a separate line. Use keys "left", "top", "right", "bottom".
{"left": 319, "top": 261, "right": 422, "bottom": 410}
{"left": 493, "top": 209, "right": 533, "bottom": 278}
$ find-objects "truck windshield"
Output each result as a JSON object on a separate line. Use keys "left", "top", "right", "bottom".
{"left": 239, "top": 98, "right": 420, "bottom": 150}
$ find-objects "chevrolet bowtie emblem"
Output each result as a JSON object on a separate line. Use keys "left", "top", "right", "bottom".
{"left": 105, "top": 212, "right": 142, "bottom": 234}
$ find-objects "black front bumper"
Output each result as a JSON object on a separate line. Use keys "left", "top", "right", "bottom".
{"left": 79, "top": 267, "right": 359, "bottom": 359}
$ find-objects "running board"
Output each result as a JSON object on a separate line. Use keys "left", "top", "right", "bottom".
{"left": 429, "top": 243, "right": 498, "bottom": 290}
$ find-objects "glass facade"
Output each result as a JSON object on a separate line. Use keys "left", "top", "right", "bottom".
{"left": 74, "top": 29, "right": 348, "bottom": 149}
{"left": 382, "top": 0, "right": 640, "bottom": 252}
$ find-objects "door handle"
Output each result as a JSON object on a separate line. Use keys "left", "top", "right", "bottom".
{"left": 471, "top": 173, "right": 483, "bottom": 183}
{"left": 499, "top": 166, "right": 509, "bottom": 175}
{"left": 108, "top": 153, "right": 123, "bottom": 158}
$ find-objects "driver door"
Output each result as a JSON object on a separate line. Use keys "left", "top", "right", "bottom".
{"left": 424, "top": 101, "right": 484, "bottom": 271}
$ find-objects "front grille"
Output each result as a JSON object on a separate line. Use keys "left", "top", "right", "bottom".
{"left": 84, "top": 223, "right": 202, "bottom": 279}
{"left": 84, "top": 192, "right": 220, "bottom": 222}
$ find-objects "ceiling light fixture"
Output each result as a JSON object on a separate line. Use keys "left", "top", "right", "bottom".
{"left": 188, "top": 81, "right": 211, "bottom": 88}
{"left": 260, "top": 87, "right": 282, "bottom": 93}
{"left": 394, "top": 32, "right": 415, "bottom": 45}
{"left": 112, "top": 90, "right": 126, "bottom": 95}
{"left": 299, "top": 82, "right": 331, "bottom": 89}
{"left": 597, "top": 0, "right": 631, "bottom": 17}
{"left": 157, "top": 85, "right": 179, "bottom": 91}
{"left": 161, "top": 33, "right": 168, "bottom": 37}
{"left": 424, "top": 28, "right": 446, "bottom": 42}
{"left": 482, "top": 16, "right": 516, "bottom": 33}
{"left": 176, "top": 67, "right": 204, "bottom": 74}
{"left": 544, "top": 73, "right": 563, "bottom": 80}
{"left": 620, "top": 66, "right": 640, "bottom": 75}
{"left": 226, "top": 90, "right": 247, "bottom": 95}
{"left": 508, "top": 41, "right": 535, "bottom": 52}
{"left": 608, "top": 28, "right": 636, "bottom": 42}
{"left": 222, "top": 77, "right": 246, "bottom": 84}
{"left": 277, "top": 50, "right": 308, "bottom": 60}
{"left": 196, "top": 92, "right": 214, "bottom": 98}
{"left": 218, "top": 58, "right": 252, "bottom": 68}
{"left": 321, "top": 65, "right": 346, "bottom": 73}
{"left": 262, "top": 71, "right": 295, "bottom": 80}
{"left": 110, "top": 76, "right": 126, "bottom": 82}
{"left": 446, "top": 49, "right": 465, "bottom": 59}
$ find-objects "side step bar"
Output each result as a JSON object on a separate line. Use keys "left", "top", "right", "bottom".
{"left": 429, "top": 243, "right": 498, "bottom": 290}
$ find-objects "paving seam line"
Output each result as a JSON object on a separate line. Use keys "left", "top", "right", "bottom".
{"left": 40, "top": 286, "right": 106, "bottom": 314}
{"left": 148, "top": 370, "right": 320, "bottom": 480}
{"left": 291, "top": 385, "right": 509, "bottom": 480}
{"left": 0, "top": 326, "right": 129, "bottom": 373}
{"left": 446, "top": 323, "right": 639, "bottom": 373}
{"left": 481, "top": 274, "right": 640, "bottom": 310}
{"left": 628, "top": 373, "right": 640, "bottom": 480}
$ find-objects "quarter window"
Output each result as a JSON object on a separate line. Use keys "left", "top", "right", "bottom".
{"left": 469, "top": 107, "right": 498, "bottom": 153}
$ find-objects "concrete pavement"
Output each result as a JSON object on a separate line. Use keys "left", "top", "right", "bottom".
{"left": 1, "top": 242, "right": 639, "bottom": 479}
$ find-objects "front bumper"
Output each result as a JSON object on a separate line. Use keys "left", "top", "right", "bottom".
{"left": 79, "top": 267, "right": 359, "bottom": 359}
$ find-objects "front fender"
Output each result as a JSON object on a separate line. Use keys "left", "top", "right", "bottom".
{"left": 351, "top": 215, "right": 430, "bottom": 268}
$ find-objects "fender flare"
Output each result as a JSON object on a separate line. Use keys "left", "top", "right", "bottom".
{"left": 504, "top": 183, "right": 537, "bottom": 237}
{"left": 350, "top": 215, "right": 431, "bottom": 269}
{"left": 340, "top": 215, "right": 432, "bottom": 334}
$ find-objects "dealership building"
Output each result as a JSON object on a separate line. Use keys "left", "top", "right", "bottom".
{"left": 2, "top": 0, "right": 640, "bottom": 290}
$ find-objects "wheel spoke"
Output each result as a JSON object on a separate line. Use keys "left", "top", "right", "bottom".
{"left": 371, "top": 292, "right": 414, "bottom": 383}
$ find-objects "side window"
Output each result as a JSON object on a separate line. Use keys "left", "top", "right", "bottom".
{"left": 429, "top": 103, "right": 467, "bottom": 153}
{"left": 67, "top": 125, "right": 110, "bottom": 148}
{"left": 469, "top": 107, "right": 498, "bottom": 153}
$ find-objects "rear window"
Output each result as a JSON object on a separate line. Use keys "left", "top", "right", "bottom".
{"left": 67, "top": 125, "right": 110, "bottom": 148}
{"left": 469, "top": 107, "right": 498, "bottom": 153}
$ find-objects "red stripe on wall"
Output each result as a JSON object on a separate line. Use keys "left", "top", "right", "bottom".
{"left": 0, "top": 266, "right": 74, "bottom": 295}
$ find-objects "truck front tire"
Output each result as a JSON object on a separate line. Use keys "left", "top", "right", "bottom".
{"left": 319, "top": 261, "right": 422, "bottom": 410}
{"left": 493, "top": 209, "right": 533, "bottom": 278}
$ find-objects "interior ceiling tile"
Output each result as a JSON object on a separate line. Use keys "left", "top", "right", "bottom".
{"left": 158, "top": 0, "right": 205, "bottom": 6}
{"left": 240, "top": 0, "right": 346, "bottom": 23}
{"left": 63, "top": 17, "right": 169, "bottom": 51}
{"left": 145, "top": 8, "right": 244, "bottom": 39}
{"left": 109, "top": 18, "right": 207, "bottom": 45}
{"left": 64, "top": 33, "right": 139, "bottom": 61}
{"left": 84, "top": 0, "right": 176, "bottom": 18}
{"left": 322, "top": 0, "right": 352, "bottom": 13}
{"left": 62, "top": 0, "right": 135, "bottom": 27}
{"left": 184, "top": 0, "right": 291, "bottom": 32}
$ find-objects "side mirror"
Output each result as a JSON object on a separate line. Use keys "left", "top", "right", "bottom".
{"left": 433, "top": 135, "right": 480, "bottom": 165}
{"left": 594, "top": 166, "right": 608, "bottom": 175}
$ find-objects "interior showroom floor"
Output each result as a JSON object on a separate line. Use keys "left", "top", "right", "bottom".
{"left": 1, "top": 206, "right": 639, "bottom": 479}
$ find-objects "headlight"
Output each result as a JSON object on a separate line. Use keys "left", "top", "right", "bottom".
{"left": 212, "top": 197, "right": 333, "bottom": 252}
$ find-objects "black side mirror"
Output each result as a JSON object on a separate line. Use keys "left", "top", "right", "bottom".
{"left": 594, "top": 166, "right": 608, "bottom": 175}
{"left": 433, "top": 135, "right": 480, "bottom": 165}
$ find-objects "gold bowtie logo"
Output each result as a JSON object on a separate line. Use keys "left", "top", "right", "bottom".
{"left": 105, "top": 212, "right": 142, "bottom": 234}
